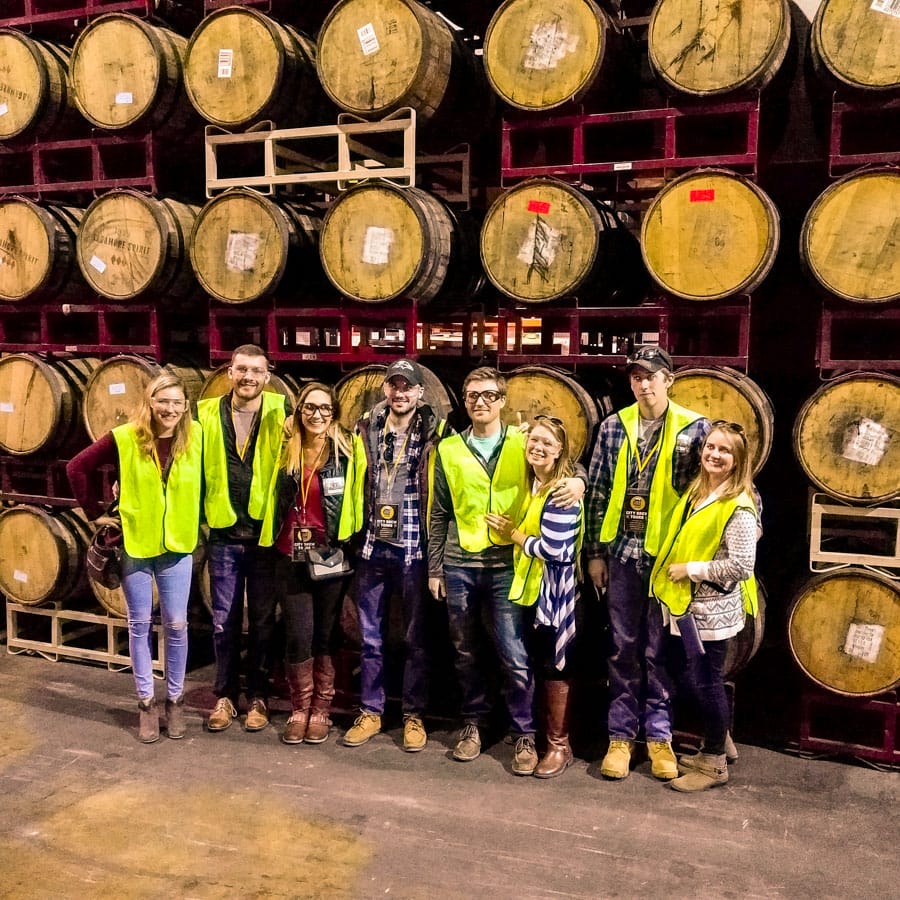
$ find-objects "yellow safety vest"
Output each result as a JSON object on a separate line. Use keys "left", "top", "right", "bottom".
{"left": 113, "top": 421, "right": 202, "bottom": 558}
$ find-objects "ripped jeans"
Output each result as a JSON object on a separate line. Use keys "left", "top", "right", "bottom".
{"left": 122, "top": 551, "right": 193, "bottom": 701}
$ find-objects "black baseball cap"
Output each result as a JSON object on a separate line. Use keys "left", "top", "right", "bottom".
{"left": 384, "top": 359, "right": 423, "bottom": 386}
{"left": 625, "top": 345, "right": 673, "bottom": 374}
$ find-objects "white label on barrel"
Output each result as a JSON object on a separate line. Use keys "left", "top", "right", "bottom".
{"left": 115, "top": 92, "right": 133, "bottom": 105}
{"left": 524, "top": 23, "right": 579, "bottom": 70}
{"left": 13, "top": 570, "right": 28, "bottom": 583}
{"left": 90, "top": 255, "right": 107, "bottom": 274}
{"left": 225, "top": 231, "right": 260, "bottom": 272}
{"left": 614, "top": 162, "right": 633, "bottom": 171}
{"left": 358, "top": 23, "right": 380, "bottom": 56}
{"left": 841, "top": 418, "right": 890, "bottom": 466}
{"left": 0, "top": 104, "right": 8, "bottom": 117}
{"left": 362, "top": 226, "right": 394, "bottom": 265}
{"left": 843, "top": 622, "right": 883, "bottom": 663}
{"left": 871, "top": 1, "right": 900, "bottom": 20}
{"left": 218, "top": 49, "right": 234, "bottom": 78}
{"left": 0, "top": 402, "right": 13, "bottom": 413}
{"left": 109, "top": 383, "right": 127, "bottom": 396}
{"left": 517, "top": 219, "right": 561, "bottom": 270}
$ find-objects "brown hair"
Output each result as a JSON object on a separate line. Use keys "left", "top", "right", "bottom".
{"left": 282, "top": 382, "right": 352, "bottom": 475}
{"left": 230, "top": 344, "right": 269, "bottom": 364}
{"left": 462, "top": 366, "right": 507, "bottom": 396}
{"left": 130, "top": 373, "right": 193, "bottom": 460}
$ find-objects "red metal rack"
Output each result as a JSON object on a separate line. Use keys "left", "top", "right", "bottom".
{"left": 501, "top": 98, "right": 759, "bottom": 189}
{"left": 829, "top": 96, "right": 900, "bottom": 177}
{"left": 0, "top": 455, "right": 78, "bottom": 507}
{"left": 0, "top": 0, "right": 153, "bottom": 28}
{"left": 816, "top": 304, "right": 900, "bottom": 373}
{"left": 497, "top": 296, "right": 751, "bottom": 371}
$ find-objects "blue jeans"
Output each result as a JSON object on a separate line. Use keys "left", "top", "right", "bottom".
{"left": 208, "top": 541, "right": 279, "bottom": 702}
{"left": 672, "top": 637, "right": 730, "bottom": 755}
{"left": 444, "top": 564, "right": 535, "bottom": 736}
{"left": 606, "top": 556, "right": 672, "bottom": 741}
{"left": 356, "top": 544, "right": 429, "bottom": 717}
{"left": 122, "top": 551, "right": 192, "bottom": 701}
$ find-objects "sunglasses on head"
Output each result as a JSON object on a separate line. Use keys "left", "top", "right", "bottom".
{"left": 533, "top": 414, "right": 565, "bottom": 427}
{"left": 627, "top": 346, "right": 667, "bottom": 365}
{"left": 710, "top": 419, "right": 745, "bottom": 436}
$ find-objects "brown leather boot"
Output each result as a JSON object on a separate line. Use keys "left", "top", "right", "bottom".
{"left": 138, "top": 697, "right": 160, "bottom": 744}
{"left": 534, "top": 680, "right": 573, "bottom": 778}
{"left": 165, "top": 695, "right": 185, "bottom": 740}
{"left": 283, "top": 658, "right": 314, "bottom": 745}
{"left": 305, "top": 654, "right": 336, "bottom": 744}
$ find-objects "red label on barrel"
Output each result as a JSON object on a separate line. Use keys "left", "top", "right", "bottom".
{"left": 528, "top": 200, "right": 551, "bottom": 214}
{"left": 689, "top": 189, "right": 716, "bottom": 203}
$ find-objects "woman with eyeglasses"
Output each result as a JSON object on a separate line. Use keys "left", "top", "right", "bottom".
{"left": 650, "top": 421, "right": 759, "bottom": 792}
{"left": 67, "top": 373, "right": 202, "bottom": 743}
{"left": 486, "top": 415, "right": 583, "bottom": 778}
{"left": 259, "top": 382, "right": 356, "bottom": 745}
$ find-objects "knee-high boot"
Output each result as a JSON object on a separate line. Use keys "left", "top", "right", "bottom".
{"left": 305, "top": 654, "right": 336, "bottom": 744}
{"left": 283, "top": 658, "right": 314, "bottom": 744}
{"left": 534, "top": 680, "right": 574, "bottom": 778}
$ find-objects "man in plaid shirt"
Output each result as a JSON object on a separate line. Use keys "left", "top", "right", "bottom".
{"left": 339, "top": 359, "right": 450, "bottom": 752}
{"left": 586, "top": 345, "right": 710, "bottom": 781}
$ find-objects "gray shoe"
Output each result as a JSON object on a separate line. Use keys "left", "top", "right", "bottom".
{"left": 138, "top": 697, "right": 159, "bottom": 744}
{"left": 452, "top": 724, "right": 481, "bottom": 761}
{"left": 671, "top": 753, "right": 729, "bottom": 792}
{"left": 512, "top": 735, "right": 538, "bottom": 776}
{"left": 679, "top": 731, "right": 739, "bottom": 771}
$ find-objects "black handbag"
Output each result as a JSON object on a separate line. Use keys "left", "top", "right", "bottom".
{"left": 86, "top": 502, "right": 123, "bottom": 590}
{"left": 306, "top": 546, "right": 352, "bottom": 582}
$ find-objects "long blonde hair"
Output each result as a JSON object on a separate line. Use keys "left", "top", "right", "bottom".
{"left": 687, "top": 422, "right": 754, "bottom": 505}
{"left": 282, "top": 382, "right": 352, "bottom": 475}
{"left": 529, "top": 416, "right": 575, "bottom": 495}
{"left": 130, "top": 372, "right": 193, "bottom": 459}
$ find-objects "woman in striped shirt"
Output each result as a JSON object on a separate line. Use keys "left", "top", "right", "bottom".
{"left": 487, "top": 416, "right": 583, "bottom": 778}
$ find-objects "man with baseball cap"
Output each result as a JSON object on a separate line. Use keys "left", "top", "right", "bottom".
{"left": 338, "top": 358, "right": 450, "bottom": 751}
{"left": 585, "top": 345, "right": 710, "bottom": 780}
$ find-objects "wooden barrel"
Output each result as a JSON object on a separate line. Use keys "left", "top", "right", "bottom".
{"left": 0, "top": 29, "right": 79, "bottom": 141}
{"left": 723, "top": 580, "right": 766, "bottom": 681}
{"left": 0, "top": 354, "right": 98, "bottom": 456}
{"left": 483, "top": 0, "right": 626, "bottom": 111}
{"left": 198, "top": 365, "right": 303, "bottom": 406}
{"left": 316, "top": 0, "right": 491, "bottom": 145}
{"left": 69, "top": 13, "right": 194, "bottom": 133}
{"left": 793, "top": 372, "right": 900, "bottom": 504}
{"left": 480, "top": 178, "right": 638, "bottom": 304}
{"left": 800, "top": 167, "right": 900, "bottom": 305}
{"left": 641, "top": 168, "right": 780, "bottom": 302}
{"left": 669, "top": 366, "right": 775, "bottom": 474}
{"left": 648, "top": 0, "right": 791, "bottom": 97}
{"left": 0, "top": 505, "right": 90, "bottom": 605}
{"left": 190, "top": 189, "right": 322, "bottom": 304}
{"left": 320, "top": 182, "right": 482, "bottom": 304}
{"left": 335, "top": 363, "right": 454, "bottom": 431}
{"left": 184, "top": 7, "right": 328, "bottom": 128}
{"left": 501, "top": 365, "right": 601, "bottom": 461}
{"left": 82, "top": 356, "right": 210, "bottom": 440}
{"left": 810, "top": 0, "right": 900, "bottom": 94}
{"left": 76, "top": 190, "right": 200, "bottom": 301}
{"left": 0, "top": 198, "right": 85, "bottom": 303}
{"left": 789, "top": 569, "right": 900, "bottom": 697}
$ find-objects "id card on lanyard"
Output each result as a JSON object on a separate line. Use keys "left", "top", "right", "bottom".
{"left": 375, "top": 503, "right": 400, "bottom": 540}
{"left": 623, "top": 422, "right": 663, "bottom": 535}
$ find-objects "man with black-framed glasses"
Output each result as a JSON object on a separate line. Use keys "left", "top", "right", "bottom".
{"left": 586, "top": 345, "right": 710, "bottom": 781}
{"left": 429, "top": 366, "right": 585, "bottom": 774}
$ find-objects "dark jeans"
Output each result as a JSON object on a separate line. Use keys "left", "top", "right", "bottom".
{"left": 444, "top": 564, "right": 535, "bottom": 736}
{"left": 277, "top": 555, "right": 348, "bottom": 664}
{"left": 673, "top": 637, "right": 730, "bottom": 755}
{"left": 208, "top": 541, "right": 279, "bottom": 702}
{"left": 606, "top": 556, "right": 672, "bottom": 741}
{"left": 356, "top": 544, "right": 428, "bottom": 717}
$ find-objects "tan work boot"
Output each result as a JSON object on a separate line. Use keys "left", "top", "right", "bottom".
{"left": 343, "top": 712, "right": 382, "bottom": 747}
{"left": 207, "top": 697, "right": 237, "bottom": 732}
{"left": 600, "top": 739, "right": 633, "bottom": 779}
{"left": 138, "top": 697, "right": 159, "bottom": 744}
{"left": 671, "top": 753, "right": 729, "bottom": 792}
{"left": 647, "top": 740, "right": 678, "bottom": 780}
{"left": 512, "top": 735, "right": 538, "bottom": 775}
{"left": 245, "top": 698, "right": 269, "bottom": 731}
{"left": 402, "top": 715, "right": 427, "bottom": 752}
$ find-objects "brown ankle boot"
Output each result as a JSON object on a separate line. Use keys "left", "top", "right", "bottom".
{"left": 165, "top": 695, "right": 185, "bottom": 740}
{"left": 305, "top": 654, "right": 336, "bottom": 744}
{"left": 283, "top": 658, "right": 314, "bottom": 745}
{"left": 534, "top": 680, "right": 573, "bottom": 778}
{"left": 138, "top": 697, "right": 160, "bottom": 744}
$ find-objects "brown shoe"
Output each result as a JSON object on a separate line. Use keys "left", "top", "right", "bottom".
{"left": 283, "top": 710, "right": 310, "bottom": 745}
{"left": 207, "top": 697, "right": 237, "bottom": 732}
{"left": 305, "top": 655, "right": 336, "bottom": 744}
{"left": 534, "top": 680, "right": 573, "bottom": 778}
{"left": 283, "top": 659, "right": 315, "bottom": 745}
{"left": 138, "top": 697, "right": 159, "bottom": 744}
{"left": 245, "top": 698, "right": 269, "bottom": 732}
{"left": 512, "top": 735, "right": 538, "bottom": 776}
{"left": 402, "top": 715, "right": 427, "bottom": 752}
{"left": 165, "top": 695, "right": 185, "bottom": 740}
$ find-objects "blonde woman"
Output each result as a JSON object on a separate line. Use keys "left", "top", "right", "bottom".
{"left": 260, "top": 382, "right": 355, "bottom": 745}
{"left": 67, "top": 374, "right": 202, "bottom": 743}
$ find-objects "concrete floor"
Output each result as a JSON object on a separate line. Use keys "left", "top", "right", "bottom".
{"left": 0, "top": 650, "right": 897, "bottom": 900}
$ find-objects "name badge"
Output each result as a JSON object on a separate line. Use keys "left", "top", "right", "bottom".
{"left": 622, "top": 490, "right": 649, "bottom": 535}
{"left": 322, "top": 476, "right": 345, "bottom": 496}
{"left": 375, "top": 503, "right": 400, "bottom": 540}
{"left": 292, "top": 525, "right": 317, "bottom": 562}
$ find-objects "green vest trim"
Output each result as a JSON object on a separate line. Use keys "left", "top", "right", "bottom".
{"left": 112, "top": 422, "right": 202, "bottom": 558}
{"left": 599, "top": 400, "right": 703, "bottom": 556}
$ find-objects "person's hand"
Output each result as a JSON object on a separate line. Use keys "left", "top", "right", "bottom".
{"left": 667, "top": 563, "right": 689, "bottom": 582}
{"left": 552, "top": 477, "right": 585, "bottom": 509}
{"left": 428, "top": 576, "right": 446, "bottom": 601}
{"left": 485, "top": 512, "right": 514, "bottom": 540}
{"left": 587, "top": 557, "right": 608, "bottom": 593}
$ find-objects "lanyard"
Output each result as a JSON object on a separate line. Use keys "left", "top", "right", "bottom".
{"left": 632, "top": 420, "right": 665, "bottom": 477}
{"left": 381, "top": 424, "right": 410, "bottom": 494}
{"left": 231, "top": 401, "right": 257, "bottom": 461}
{"left": 151, "top": 443, "right": 172, "bottom": 485}
{"left": 297, "top": 440, "right": 327, "bottom": 519}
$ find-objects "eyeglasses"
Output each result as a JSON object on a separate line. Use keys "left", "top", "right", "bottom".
{"left": 709, "top": 419, "right": 745, "bottom": 437}
{"left": 464, "top": 390, "right": 503, "bottom": 405}
{"left": 231, "top": 365, "right": 268, "bottom": 377}
{"left": 300, "top": 403, "right": 333, "bottom": 418}
{"left": 152, "top": 398, "right": 186, "bottom": 408}
{"left": 534, "top": 414, "right": 564, "bottom": 427}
